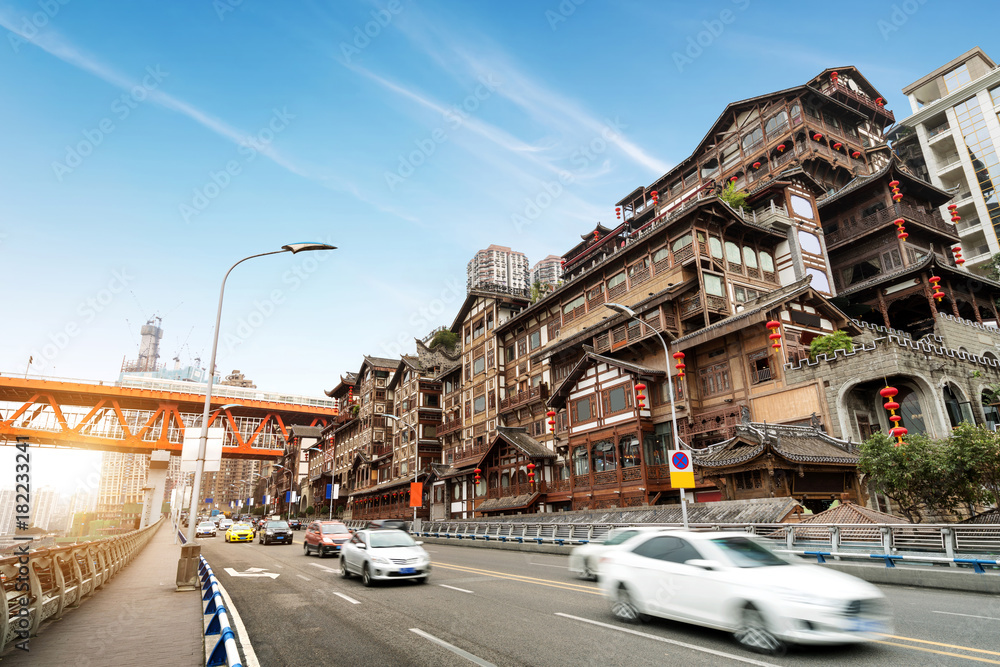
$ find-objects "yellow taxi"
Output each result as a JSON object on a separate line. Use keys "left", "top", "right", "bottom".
{"left": 225, "top": 522, "right": 255, "bottom": 543}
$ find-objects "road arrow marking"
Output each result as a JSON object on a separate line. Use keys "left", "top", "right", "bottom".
{"left": 223, "top": 567, "right": 280, "bottom": 579}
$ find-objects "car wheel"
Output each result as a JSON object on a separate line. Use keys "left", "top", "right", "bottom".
{"left": 611, "top": 585, "right": 645, "bottom": 624}
{"left": 340, "top": 557, "right": 351, "bottom": 579}
{"left": 735, "top": 604, "right": 785, "bottom": 656}
{"left": 303, "top": 542, "right": 310, "bottom": 555}
{"left": 362, "top": 564, "right": 374, "bottom": 587}
{"left": 582, "top": 557, "right": 596, "bottom": 581}
{"left": 417, "top": 574, "right": 429, "bottom": 584}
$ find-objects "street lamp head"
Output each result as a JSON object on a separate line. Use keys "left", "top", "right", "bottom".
{"left": 281, "top": 242, "right": 338, "bottom": 254}
{"left": 375, "top": 413, "right": 398, "bottom": 422}
{"left": 605, "top": 302, "right": 637, "bottom": 318}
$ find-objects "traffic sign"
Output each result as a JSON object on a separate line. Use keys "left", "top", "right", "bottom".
{"left": 668, "top": 449, "right": 695, "bottom": 488}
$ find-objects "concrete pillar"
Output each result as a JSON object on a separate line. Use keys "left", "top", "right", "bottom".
{"left": 141, "top": 450, "right": 171, "bottom": 529}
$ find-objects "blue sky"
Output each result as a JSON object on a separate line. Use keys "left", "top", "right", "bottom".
{"left": 1, "top": 0, "right": 998, "bottom": 403}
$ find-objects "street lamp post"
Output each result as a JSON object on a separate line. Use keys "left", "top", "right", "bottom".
{"left": 183, "top": 242, "right": 336, "bottom": 546}
{"left": 605, "top": 303, "right": 689, "bottom": 529}
{"left": 377, "top": 413, "right": 419, "bottom": 530}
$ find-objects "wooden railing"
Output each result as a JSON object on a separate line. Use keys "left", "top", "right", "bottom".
{"left": 438, "top": 418, "right": 462, "bottom": 436}
{"left": 825, "top": 203, "right": 958, "bottom": 248}
{"left": 500, "top": 384, "right": 549, "bottom": 411}
{"left": 452, "top": 441, "right": 490, "bottom": 465}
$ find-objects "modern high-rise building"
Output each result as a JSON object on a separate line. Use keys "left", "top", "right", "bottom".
{"left": 530, "top": 255, "right": 563, "bottom": 287}
{"left": 466, "top": 244, "right": 531, "bottom": 292}
{"left": 32, "top": 487, "right": 57, "bottom": 531}
{"left": 890, "top": 47, "right": 1000, "bottom": 271}
{"left": 0, "top": 489, "right": 16, "bottom": 536}
{"left": 97, "top": 451, "right": 150, "bottom": 520}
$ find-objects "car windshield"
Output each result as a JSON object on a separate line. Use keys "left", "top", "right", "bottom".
{"left": 369, "top": 531, "right": 416, "bottom": 548}
{"left": 198, "top": 522, "right": 214, "bottom": 528}
{"left": 232, "top": 523, "right": 252, "bottom": 530}
{"left": 266, "top": 521, "right": 290, "bottom": 530}
{"left": 711, "top": 537, "right": 790, "bottom": 568}
{"left": 321, "top": 523, "right": 349, "bottom": 534}
{"left": 602, "top": 530, "right": 638, "bottom": 546}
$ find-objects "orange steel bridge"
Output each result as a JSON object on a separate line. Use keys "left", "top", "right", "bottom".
{"left": 0, "top": 375, "right": 338, "bottom": 459}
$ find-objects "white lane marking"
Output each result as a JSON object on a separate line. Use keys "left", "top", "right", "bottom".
{"left": 555, "top": 613, "right": 779, "bottom": 667}
{"left": 273, "top": 564, "right": 284, "bottom": 568}
{"left": 530, "top": 562, "right": 569, "bottom": 568}
{"left": 933, "top": 610, "right": 1000, "bottom": 621}
{"left": 213, "top": 574, "right": 261, "bottom": 667}
{"left": 409, "top": 628, "right": 495, "bottom": 666}
{"left": 334, "top": 592, "right": 361, "bottom": 605}
{"left": 439, "top": 584, "right": 474, "bottom": 594}
{"left": 309, "top": 563, "right": 338, "bottom": 573}
{"left": 223, "top": 567, "right": 280, "bottom": 579}
{"left": 296, "top": 574, "right": 310, "bottom": 581}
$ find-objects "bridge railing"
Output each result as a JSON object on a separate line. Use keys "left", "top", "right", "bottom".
{"left": 0, "top": 519, "right": 162, "bottom": 652}
{"left": 413, "top": 520, "right": 1000, "bottom": 569}
{"left": 199, "top": 557, "right": 243, "bottom": 667}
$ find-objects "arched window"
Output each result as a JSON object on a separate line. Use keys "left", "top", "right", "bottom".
{"left": 725, "top": 241, "right": 742, "bottom": 265}
{"left": 573, "top": 447, "right": 590, "bottom": 476}
{"left": 896, "top": 386, "right": 926, "bottom": 434}
{"left": 764, "top": 110, "right": 789, "bottom": 136}
{"left": 743, "top": 246, "right": 758, "bottom": 269}
{"left": 488, "top": 473, "right": 498, "bottom": 489}
{"left": 620, "top": 435, "right": 641, "bottom": 468}
{"left": 709, "top": 237, "right": 724, "bottom": 259}
{"left": 592, "top": 440, "right": 617, "bottom": 471}
{"left": 500, "top": 472, "right": 510, "bottom": 488}
{"left": 672, "top": 234, "right": 693, "bottom": 252}
{"left": 476, "top": 480, "right": 486, "bottom": 497}
{"left": 759, "top": 251, "right": 775, "bottom": 273}
{"left": 516, "top": 470, "right": 527, "bottom": 485}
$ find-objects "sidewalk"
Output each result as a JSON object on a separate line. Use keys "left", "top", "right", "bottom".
{"left": 2, "top": 522, "right": 204, "bottom": 666}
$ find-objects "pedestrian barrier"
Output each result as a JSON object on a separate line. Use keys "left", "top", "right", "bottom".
{"left": 198, "top": 557, "right": 243, "bottom": 667}
{"left": 0, "top": 518, "right": 163, "bottom": 653}
{"left": 413, "top": 520, "right": 1000, "bottom": 564}
{"left": 787, "top": 549, "right": 1000, "bottom": 573}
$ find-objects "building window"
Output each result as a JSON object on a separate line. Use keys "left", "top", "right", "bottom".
{"left": 699, "top": 362, "right": 731, "bottom": 397}
{"left": 465, "top": 326, "right": 471, "bottom": 345}
{"left": 734, "top": 285, "right": 763, "bottom": 303}
{"left": 943, "top": 63, "right": 972, "bottom": 93}
{"left": 517, "top": 337, "right": 527, "bottom": 357}
{"left": 747, "top": 349, "right": 772, "bottom": 384}
{"left": 473, "top": 395, "right": 486, "bottom": 414}
{"left": 573, "top": 446, "right": 589, "bottom": 476}
{"left": 505, "top": 345, "right": 515, "bottom": 362}
{"left": 571, "top": 396, "right": 594, "bottom": 423}
{"left": 529, "top": 330, "right": 541, "bottom": 350}
{"left": 704, "top": 274, "right": 724, "bottom": 297}
{"left": 620, "top": 434, "right": 641, "bottom": 468}
{"left": 603, "top": 384, "right": 632, "bottom": 415}
{"left": 473, "top": 356, "right": 485, "bottom": 375}
{"left": 486, "top": 312, "right": 494, "bottom": 330}
{"left": 592, "top": 440, "right": 617, "bottom": 471}
{"left": 473, "top": 319, "right": 484, "bottom": 339}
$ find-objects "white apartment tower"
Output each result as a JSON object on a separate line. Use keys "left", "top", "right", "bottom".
{"left": 530, "top": 255, "right": 563, "bottom": 287}
{"left": 466, "top": 244, "right": 531, "bottom": 292}
{"left": 891, "top": 47, "right": 1000, "bottom": 271}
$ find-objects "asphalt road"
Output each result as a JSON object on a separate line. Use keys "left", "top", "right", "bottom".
{"left": 200, "top": 533, "right": 1000, "bottom": 667}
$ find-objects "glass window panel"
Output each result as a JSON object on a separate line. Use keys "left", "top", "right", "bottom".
{"left": 725, "top": 241, "right": 741, "bottom": 263}
{"left": 607, "top": 272, "right": 626, "bottom": 289}
{"left": 704, "top": 274, "right": 724, "bottom": 296}
{"left": 709, "top": 237, "right": 723, "bottom": 258}
{"left": 743, "top": 246, "right": 758, "bottom": 269}
{"left": 672, "top": 234, "right": 693, "bottom": 251}
{"left": 759, "top": 251, "right": 774, "bottom": 272}
{"left": 608, "top": 386, "right": 627, "bottom": 412}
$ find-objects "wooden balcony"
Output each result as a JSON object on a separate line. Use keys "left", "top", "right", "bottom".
{"left": 593, "top": 310, "right": 674, "bottom": 354}
{"left": 452, "top": 441, "right": 491, "bottom": 466}
{"left": 820, "top": 79, "right": 895, "bottom": 123}
{"left": 500, "top": 384, "right": 549, "bottom": 411}
{"left": 825, "top": 202, "right": 958, "bottom": 250}
{"left": 679, "top": 293, "right": 728, "bottom": 320}
{"left": 681, "top": 404, "right": 745, "bottom": 442}
{"left": 438, "top": 418, "right": 462, "bottom": 436}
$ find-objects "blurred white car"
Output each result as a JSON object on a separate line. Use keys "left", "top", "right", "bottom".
{"left": 568, "top": 527, "right": 668, "bottom": 580}
{"left": 218, "top": 518, "right": 234, "bottom": 530}
{"left": 340, "top": 529, "right": 431, "bottom": 586}
{"left": 195, "top": 521, "right": 217, "bottom": 538}
{"left": 599, "top": 530, "right": 891, "bottom": 654}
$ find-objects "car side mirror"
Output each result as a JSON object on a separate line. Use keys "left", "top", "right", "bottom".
{"left": 685, "top": 559, "right": 721, "bottom": 571}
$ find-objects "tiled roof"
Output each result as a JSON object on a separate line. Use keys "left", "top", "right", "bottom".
{"left": 349, "top": 472, "right": 430, "bottom": 498}
{"left": 673, "top": 277, "right": 813, "bottom": 347}
{"left": 548, "top": 349, "right": 665, "bottom": 409}
{"left": 432, "top": 361, "right": 462, "bottom": 381}
{"left": 797, "top": 501, "right": 907, "bottom": 525}
{"left": 961, "top": 508, "right": 1000, "bottom": 525}
{"left": 495, "top": 427, "right": 556, "bottom": 459}
{"left": 692, "top": 423, "right": 857, "bottom": 468}
{"left": 475, "top": 493, "right": 540, "bottom": 514}
{"left": 364, "top": 356, "right": 399, "bottom": 369}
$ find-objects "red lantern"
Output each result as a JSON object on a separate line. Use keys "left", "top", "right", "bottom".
{"left": 831, "top": 71, "right": 839, "bottom": 82}
{"left": 766, "top": 319, "right": 782, "bottom": 350}
{"left": 875, "top": 97, "right": 884, "bottom": 107}
{"left": 672, "top": 351, "right": 686, "bottom": 378}
{"left": 898, "top": 231, "right": 908, "bottom": 240}
{"left": 813, "top": 133, "right": 823, "bottom": 141}
{"left": 892, "top": 193, "right": 903, "bottom": 202}
{"left": 852, "top": 150, "right": 861, "bottom": 158}
{"left": 951, "top": 215, "right": 961, "bottom": 223}
{"left": 948, "top": 204, "right": 958, "bottom": 211}
{"left": 615, "top": 206, "right": 621, "bottom": 220}
{"left": 889, "top": 180, "right": 899, "bottom": 188}
{"left": 777, "top": 144, "right": 786, "bottom": 153}
{"left": 546, "top": 410, "right": 557, "bottom": 434}
{"left": 527, "top": 462, "right": 536, "bottom": 483}
{"left": 650, "top": 190, "right": 659, "bottom": 202}
{"left": 881, "top": 386, "right": 906, "bottom": 445}
{"left": 833, "top": 142, "right": 842, "bottom": 150}
{"left": 593, "top": 230, "right": 599, "bottom": 242}
{"left": 753, "top": 161, "right": 761, "bottom": 170}
{"left": 730, "top": 176, "right": 738, "bottom": 183}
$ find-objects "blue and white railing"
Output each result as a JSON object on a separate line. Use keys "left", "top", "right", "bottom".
{"left": 199, "top": 557, "right": 242, "bottom": 667}
{"left": 784, "top": 549, "right": 1000, "bottom": 574}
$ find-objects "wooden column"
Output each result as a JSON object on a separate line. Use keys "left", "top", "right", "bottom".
{"left": 968, "top": 284, "right": 984, "bottom": 324}
{"left": 922, "top": 273, "right": 939, "bottom": 317}
{"left": 945, "top": 280, "right": 962, "bottom": 318}
{"left": 876, "top": 289, "right": 891, "bottom": 328}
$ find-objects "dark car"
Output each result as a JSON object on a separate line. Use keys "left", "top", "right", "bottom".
{"left": 366, "top": 519, "right": 409, "bottom": 532}
{"left": 259, "top": 520, "right": 293, "bottom": 545}
{"left": 289, "top": 519, "right": 302, "bottom": 530}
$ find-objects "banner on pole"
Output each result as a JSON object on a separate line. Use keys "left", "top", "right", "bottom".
{"left": 409, "top": 482, "right": 422, "bottom": 508}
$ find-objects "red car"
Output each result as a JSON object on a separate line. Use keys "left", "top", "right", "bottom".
{"left": 303, "top": 520, "right": 352, "bottom": 558}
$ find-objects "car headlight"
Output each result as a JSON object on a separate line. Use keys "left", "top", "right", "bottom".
{"left": 372, "top": 556, "right": 391, "bottom": 565}
{"left": 266, "top": 530, "right": 274, "bottom": 535}
{"left": 323, "top": 538, "right": 333, "bottom": 543}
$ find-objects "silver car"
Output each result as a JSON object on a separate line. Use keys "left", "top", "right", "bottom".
{"left": 340, "top": 529, "right": 431, "bottom": 586}
{"left": 195, "top": 521, "right": 217, "bottom": 538}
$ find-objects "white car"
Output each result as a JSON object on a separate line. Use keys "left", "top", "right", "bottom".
{"left": 218, "top": 518, "right": 234, "bottom": 530}
{"left": 599, "top": 530, "right": 892, "bottom": 654}
{"left": 340, "top": 529, "right": 431, "bottom": 586}
{"left": 568, "top": 527, "right": 671, "bottom": 580}
{"left": 195, "top": 521, "right": 217, "bottom": 538}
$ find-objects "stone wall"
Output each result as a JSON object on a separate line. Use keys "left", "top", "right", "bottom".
{"left": 785, "top": 317, "right": 1000, "bottom": 441}
{"left": 934, "top": 314, "right": 1000, "bottom": 358}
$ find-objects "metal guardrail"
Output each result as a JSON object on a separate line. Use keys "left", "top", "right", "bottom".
{"left": 0, "top": 518, "right": 162, "bottom": 652}
{"left": 199, "top": 558, "right": 243, "bottom": 667}
{"left": 780, "top": 549, "right": 1000, "bottom": 573}
{"left": 413, "top": 521, "right": 1000, "bottom": 567}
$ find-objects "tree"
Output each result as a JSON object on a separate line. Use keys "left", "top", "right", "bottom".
{"left": 530, "top": 279, "right": 551, "bottom": 304}
{"left": 429, "top": 329, "right": 459, "bottom": 350}
{"left": 858, "top": 431, "right": 964, "bottom": 522}
{"left": 718, "top": 180, "right": 749, "bottom": 211}
{"left": 809, "top": 330, "right": 854, "bottom": 360}
{"left": 948, "top": 422, "right": 1000, "bottom": 508}
{"left": 982, "top": 253, "right": 1000, "bottom": 283}
{"left": 305, "top": 505, "right": 316, "bottom": 517}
